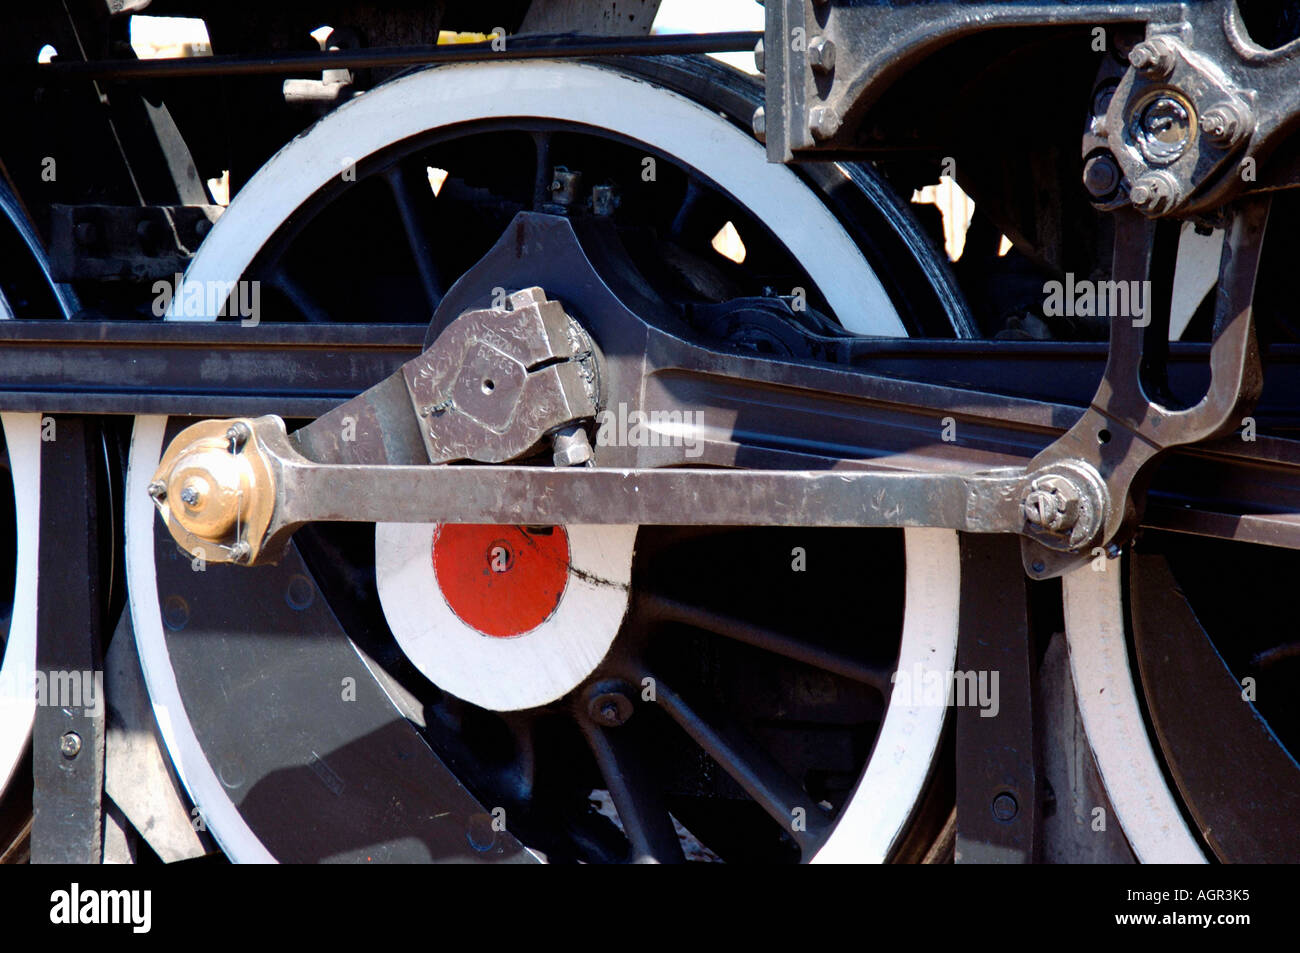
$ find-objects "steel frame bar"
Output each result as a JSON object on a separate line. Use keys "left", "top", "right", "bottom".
{"left": 31, "top": 417, "right": 105, "bottom": 864}
{"left": 955, "top": 533, "right": 1039, "bottom": 863}
{"left": 0, "top": 321, "right": 425, "bottom": 417}
{"left": 6, "top": 319, "right": 1300, "bottom": 423}
{"left": 21, "top": 32, "right": 766, "bottom": 84}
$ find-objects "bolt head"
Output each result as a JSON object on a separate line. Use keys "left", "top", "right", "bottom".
{"left": 1201, "top": 104, "right": 1252, "bottom": 147}
{"left": 147, "top": 480, "right": 167, "bottom": 502}
{"left": 554, "top": 442, "right": 592, "bottom": 467}
{"left": 808, "top": 36, "right": 836, "bottom": 74}
{"left": 1135, "top": 96, "right": 1191, "bottom": 164}
{"left": 180, "top": 480, "right": 203, "bottom": 507}
{"left": 809, "top": 105, "right": 841, "bottom": 142}
{"left": 1130, "top": 172, "right": 1180, "bottom": 216}
{"left": 590, "top": 185, "right": 619, "bottom": 217}
{"left": 992, "top": 792, "right": 1019, "bottom": 822}
{"left": 1128, "top": 37, "right": 1176, "bottom": 78}
{"left": 753, "top": 39, "right": 764, "bottom": 74}
{"left": 225, "top": 421, "right": 251, "bottom": 454}
{"left": 60, "top": 731, "right": 82, "bottom": 758}
{"left": 1021, "top": 475, "right": 1083, "bottom": 535}
{"left": 588, "top": 691, "right": 633, "bottom": 727}
{"left": 551, "top": 427, "right": 593, "bottom": 468}
{"left": 751, "top": 106, "right": 766, "bottom": 143}
{"left": 1082, "top": 153, "right": 1120, "bottom": 198}
{"left": 168, "top": 450, "right": 244, "bottom": 538}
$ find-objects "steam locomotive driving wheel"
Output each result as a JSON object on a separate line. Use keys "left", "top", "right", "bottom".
{"left": 125, "top": 58, "right": 972, "bottom": 863}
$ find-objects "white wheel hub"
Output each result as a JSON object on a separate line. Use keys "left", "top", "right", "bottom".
{"left": 376, "top": 522, "right": 637, "bottom": 711}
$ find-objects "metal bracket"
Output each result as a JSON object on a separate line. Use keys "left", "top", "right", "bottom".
{"left": 49, "top": 204, "right": 222, "bottom": 281}
{"left": 1022, "top": 195, "right": 1270, "bottom": 577}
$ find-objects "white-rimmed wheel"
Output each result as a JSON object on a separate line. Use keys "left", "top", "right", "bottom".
{"left": 0, "top": 177, "right": 78, "bottom": 861}
{"left": 127, "top": 57, "right": 970, "bottom": 863}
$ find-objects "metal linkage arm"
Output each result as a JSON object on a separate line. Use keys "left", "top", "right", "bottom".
{"left": 150, "top": 415, "right": 1028, "bottom": 566}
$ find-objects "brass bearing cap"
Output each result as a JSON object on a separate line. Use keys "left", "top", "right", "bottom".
{"left": 149, "top": 418, "right": 277, "bottom": 563}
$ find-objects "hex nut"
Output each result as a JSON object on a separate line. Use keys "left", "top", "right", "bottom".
{"left": 808, "top": 105, "right": 841, "bottom": 141}
{"left": 1128, "top": 37, "right": 1177, "bottom": 78}
{"left": 1130, "top": 171, "right": 1181, "bottom": 216}
{"left": 1201, "top": 102, "right": 1254, "bottom": 148}
{"left": 808, "top": 36, "right": 836, "bottom": 74}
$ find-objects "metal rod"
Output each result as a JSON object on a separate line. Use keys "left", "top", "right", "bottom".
{"left": 640, "top": 592, "right": 892, "bottom": 692}
{"left": 383, "top": 165, "right": 443, "bottom": 310}
{"left": 580, "top": 722, "right": 686, "bottom": 864}
{"left": 277, "top": 462, "right": 1022, "bottom": 532}
{"left": 650, "top": 673, "right": 831, "bottom": 855}
{"left": 25, "top": 32, "right": 766, "bottom": 84}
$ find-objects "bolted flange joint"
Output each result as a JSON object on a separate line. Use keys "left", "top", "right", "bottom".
{"left": 149, "top": 416, "right": 278, "bottom": 566}
{"left": 1022, "top": 478, "right": 1081, "bottom": 535}
{"left": 1019, "top": 463, "right": 1108, "bottom": 553}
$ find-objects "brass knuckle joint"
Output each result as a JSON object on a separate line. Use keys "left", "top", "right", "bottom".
{"left": 150, "top": 416, "right": 280, "bottom": 565}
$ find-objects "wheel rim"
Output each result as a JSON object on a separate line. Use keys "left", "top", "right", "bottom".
{"left": 1061, "top": 558, "right": 1206, "bottom": 863}
{"left": 1128, "top": 533, "right": 1300, "bottom": 860}
{"left": 0, "top": 176, "right": 75, "bottom": 805}
{"left": 127, "top": 59, "right": 965, "bottom": 863}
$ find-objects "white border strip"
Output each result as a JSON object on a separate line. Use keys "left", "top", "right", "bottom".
{"left": 1062, "top": 560, "right": 1206, "bottom": 863}
{"left": 126, "top": 416, "right": 275, "bottom": 862}
{"left": 812, "top": 528, "right": 961, "bottom": 863}
{"left": 0, "top": 413, "right": 42, "bottom": 799}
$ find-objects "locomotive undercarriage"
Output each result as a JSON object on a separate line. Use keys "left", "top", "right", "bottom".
{"left": 1, "top": 0, "right": 1299, "bottom": 865}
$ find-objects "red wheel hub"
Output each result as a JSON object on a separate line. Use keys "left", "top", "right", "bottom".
{"left": 431, "top": 524, "right": 571, "bottom": 638}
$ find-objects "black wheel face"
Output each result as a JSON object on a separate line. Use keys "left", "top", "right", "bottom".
{"left": 1130, "top": 532, "right": 1300, "bottom": 861}
{"left": 279, "top": 522, "right": 903, "bottom": 863}
{"left": 134, "top": 59, "right": 967, "bottom": 863}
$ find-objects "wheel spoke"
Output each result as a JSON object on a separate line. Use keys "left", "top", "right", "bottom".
{"left": 580, "top": 720, "right": 685, "bottom": 864}
{"left": 648, "top": 671, "right": 831, "bottom": 855}
{"left": 383, "top": 165, "right": 443, "bottom": 310}
{"left": 640, "top": 592, "right": 890, "bottom": 692}
{"left": 530, "top": 131, "right": 553, "bottom": 210}
{"left": 669, "top": 179, "right": 705, "bottom": 241}
{"left": 267, "top": 266, "right": 332, "bottom": 323}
